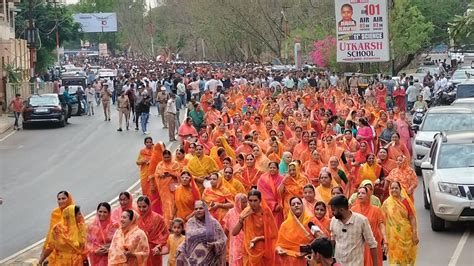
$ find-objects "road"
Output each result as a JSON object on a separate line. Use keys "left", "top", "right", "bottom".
{"left": 0, "top": 107, "right": 473, "bottom": 264}
{"left": 0, "top": 106, "right": 176, "bottom": 259}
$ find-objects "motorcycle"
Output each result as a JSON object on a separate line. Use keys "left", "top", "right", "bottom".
{"left": 412, "top": 108, "right": 425, "bottom": 125}
{"left": 432, "top": 85, "right": 456, "bottom": 106}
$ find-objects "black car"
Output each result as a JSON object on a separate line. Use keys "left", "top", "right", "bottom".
{"left": 22, "top": 94, "right": 69, "bottom": 128}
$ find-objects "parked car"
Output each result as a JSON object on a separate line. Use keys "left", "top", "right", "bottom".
{"left": 451, "top": 98, "right": 474, "bottom": 109}
{"left": 412, "top": 106, "right": 474, "bottom": 173}
{"left": 421, "top": 131, "right": 474, "bottom": 231}
{"left": 448, "top": 69, "right": 474, "bottom": 87}
{"left": 22, "top": 94, "right": 69, "bottom": 128}
{"left": 455, "top": 80, "right": 474, "bottom": 99}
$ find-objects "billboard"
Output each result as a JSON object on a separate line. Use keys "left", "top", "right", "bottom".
{"left": 73, "top": 13, "right": 118, "bottom": 33}
{"left": 335, "top": 0, "right": 389, "bottom": 62}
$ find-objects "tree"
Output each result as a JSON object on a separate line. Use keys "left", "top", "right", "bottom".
{"left": 310, "top": 36, "right": 336, "bottom": 69}
{"left": 449, "top": 4, "right": 474, "bottom": 47}
{"left": 390, "top": 0, "right": 434, "bottom": 74}
{"left": 412, "top": 0, "right": 470, "bottom": 44}
{"left": 15, "top": 1, "right": 80, "bottom": 72}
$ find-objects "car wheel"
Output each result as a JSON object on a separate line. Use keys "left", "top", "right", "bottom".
{"left": 415, "top": 165, "right": 422, "bottom": 176}
{"left": 430, "top": 200, "right": 445, "bottom": 231}
{"left": 423, "top": 181, "right": 430, "bottom": 210}
{"left": 59, "top": 118, "right": 66, "bottom": 128}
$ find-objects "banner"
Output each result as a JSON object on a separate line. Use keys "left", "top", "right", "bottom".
{"left": 335, "top": 0, "right": 389, "bottom": 62}
{"left": 73, "top": 13, "right": 118, "bottom": 33}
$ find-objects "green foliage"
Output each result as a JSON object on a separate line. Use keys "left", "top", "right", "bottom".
{"left": 390, "top": 0, "right": 434, "bottom": 73}
{"left": 449, "top": 3, "right": 474, "bottom": 47}
{"left": 15, "top": 1, "right": 80, "bottom": 72}
{"left": 3, "top": 64, "right": 22, "bottom": 83}
{"left": 412, "top": 0, "right": 470, "bottom": 44}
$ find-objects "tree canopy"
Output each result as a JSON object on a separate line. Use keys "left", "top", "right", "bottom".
{"left": 15, "top": 0, "right": 80, "bottom": 72}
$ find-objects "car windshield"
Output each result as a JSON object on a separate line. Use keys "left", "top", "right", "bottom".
{"left": 438, "top": 144, "right": 474, "bottom": 169}
{"left": 29, "top": 96, "right": 59, "bottom": 106}
{"left": 421, "top": 113, "right": 474, "bottom": 131}
{"left": 452, "top": 71, "right": 474, "bottom": 80}
{"left": 456, "top": 84, "right": 474, "bottom": 98}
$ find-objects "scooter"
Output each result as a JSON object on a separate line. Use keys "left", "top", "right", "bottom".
{"left": 432, "top": 85, "right": 456, "bottom": 106}
{"left": 412, "top": 108, "right": 425, "bottom": 125}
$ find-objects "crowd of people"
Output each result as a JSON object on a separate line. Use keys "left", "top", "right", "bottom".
{"left": 38, "top": 59, "right": 426, "bottom": 266}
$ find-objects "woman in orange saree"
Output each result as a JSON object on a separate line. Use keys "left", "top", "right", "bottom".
{"left": 293, "top": 131, "right": 311, "bottom": 163}
{"left": 252, "top": 145, "right": 270, "bottom": 172}
{"left": 205, "top": 105, "right": 221, "bottom": 125}
{"left": 198, "top": 131, "right": 213, "bottom": 155}
{"left": 356, "top": 153, "right": 384, "bottom": 187}
{"left": 174, "top": 148, "right": 188, "bottom": 169}
{"left": 385, "top": 155, "right": 418, "bottom": 202}
{"left": 173, "top": 171, "right": 201, "bottom": 221}
{"left": 108, "top": 210, "right": 149, "bottom": 266}
{"left": 351, "top": 187, "right": 387, "bottom": 266}
{"left": 232, "top": 190, "right": 279, "bottom": 266}
{"left": 302, "top": 184, "right": 319, "bottom": 216}
{"left": 136, "top": 137, "right": 154, "bottom": 197}
{"left": 376, "top": 148, "right": 397, "bottom": 200}
{"left": 320, "top": 134, "right": 350, "bottom": 172}
{"left": 315, "top": 171, "right": 333, "bottom": 205}
{"left": 302, "top": 149, "right": 324, "bottom": 188}
{"left": 87, "top": 202, "right": 118, "bottom": 266}
{"left": 257, "top": 161, "right": 285, "bottom": 228}
{"left": 276, "top": 197, "right": 314, "bottom": 266}
{"left": 223, "top": 193, "right": 248, "bottom": 266}
{"left": 39, "top": 204, "right": 86, "bottom": 265}
{"left": 222, "top": 165, "right": 247, "bottom": 197}
{"left": 137, "top": 196, "right": 169, "bottom": 266}
{"left": 386, "top": 132, "right": 411, "bottom": 161}
{"left": 210, "top": 136, "right": 236, "bottom": 161}
{"left": 202, "top": 172, "right": 235, "bottom": 227}
{"left": 111, "top": 192, "right": 136, "bottom": 224}
{"left": 154, "top": 150, "right": 181, "bottom": 224}
{"left": 239, "top": 153, "right": 263, "bottom": 191}
{"left": 310, "top": 201, "right": 331, "bottom": 237}
{"left": 279, "top": 162, "right": 310, "bottom": 218}
{"left": 39, "top": 190, "right": 74, "bottom": 265}
{"left": 178, "top": 117, "right": 199, "bottom": 141}
{"left": 148, "top": 141, "right": 166, "bottom": 213}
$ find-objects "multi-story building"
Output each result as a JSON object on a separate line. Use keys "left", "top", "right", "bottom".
{"left": 0, "top": 0, "right": 29, "bottom": 111}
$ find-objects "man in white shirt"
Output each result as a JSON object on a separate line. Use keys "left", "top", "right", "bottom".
{"left": 440, "top": 74, "right": 448, "bottom": 90}
{"left": 422, "top": 86, "right": 432, "bottom": 106}
{"left": 188, "top": 78, "right": 201, "bottom": 101}
{"left": 405, "top": 81, "right": 418, "bottom": 112}
{"left": 329, "top": 195, "right": 378, "bottom": 266}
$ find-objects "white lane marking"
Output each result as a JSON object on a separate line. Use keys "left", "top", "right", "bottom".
{"left": 0, "top": 179, "right": 141, "bottom": 264}
{"left": 0, "top": 130, "right": 16, "bottom": 142}
{"left": 0, "top": 141, "right": 180, "bottom": 263}
{"left": 448, "top": 228, "right": 470, "bottom": 266}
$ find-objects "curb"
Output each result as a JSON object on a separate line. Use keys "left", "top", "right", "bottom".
{"left": 0, "top": 140, "right": 180, "bottom": 265}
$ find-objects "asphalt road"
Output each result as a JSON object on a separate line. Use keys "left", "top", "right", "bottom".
{"left": 0, "top": 105, "right": 176, "bottom": 259}
{"left": 0, "top": 106, "right": 473, "bottom": 264}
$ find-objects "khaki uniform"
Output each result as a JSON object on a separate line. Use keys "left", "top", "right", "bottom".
{"left": 117, "top": 96, "right": 130, "bottom": 129}
{"left": 156, "top": 91, "right": 169, "bottom": 127}
{"left": 100, "top": 88, "right": 112, "bottom": 120}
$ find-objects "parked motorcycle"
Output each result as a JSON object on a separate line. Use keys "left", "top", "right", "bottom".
{"left": 432, "top": 85, "right": 456, "bottom": 106}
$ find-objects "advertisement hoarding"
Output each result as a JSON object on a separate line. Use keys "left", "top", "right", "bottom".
{"left": 335, "top": 0, "right": 389, "bottom": 62}
{"left": 73, "top": 13, "right": 118, "bottom": 33}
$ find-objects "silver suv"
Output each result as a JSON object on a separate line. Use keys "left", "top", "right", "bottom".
{"left": 412, "top": 106, "right": 473, "bottom": 174}
{"left": 421, "top": 131, "right": 474, "bottom": 231}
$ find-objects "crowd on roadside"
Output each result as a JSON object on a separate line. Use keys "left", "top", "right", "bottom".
{"left": 37, "top": 58, "right": 426, "bottom": 266}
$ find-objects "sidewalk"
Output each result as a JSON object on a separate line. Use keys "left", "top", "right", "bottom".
{"left": 0, "top": 114, "right": 14, "bottom": 134}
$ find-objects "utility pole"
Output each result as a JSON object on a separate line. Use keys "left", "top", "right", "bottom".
{"left": 27, "top": 0, "right": 36, "bottom": 81}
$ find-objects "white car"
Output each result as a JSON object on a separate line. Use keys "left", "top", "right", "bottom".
{"left": 412, "top": 106, "right": 474, "bottom": 173}
{"left": 451, "top": 98, "right": 474, "bottom": 109}
{"left": 421, "top": 131, "right": 474, "bottom": 231}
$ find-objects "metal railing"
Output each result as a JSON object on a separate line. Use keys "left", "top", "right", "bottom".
{"left": 5, "top": 82, "right": 54, "bottom": 106}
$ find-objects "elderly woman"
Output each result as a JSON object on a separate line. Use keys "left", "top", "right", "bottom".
{"left": 379, "top": 120, "right": 397, "bottom": 145}
{"left": 178, "top": 117, "right": 199, "bottom": 141}
{"left": 176, "top": 200, "right": 227, "bottom": 265}
{"left": 276, "top": 197, "right": 315, "bottom": 266}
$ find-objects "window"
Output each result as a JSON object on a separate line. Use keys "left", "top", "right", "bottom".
{"left": 437, "top": 144, "right": 474, "bottom": 169}
{"left": 421, "top": 113, "right": 474, "bottom": 131}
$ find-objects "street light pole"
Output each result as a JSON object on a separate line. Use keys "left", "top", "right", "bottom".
{"left": 28, "top": 0, "right": 36, "bottom": 80}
